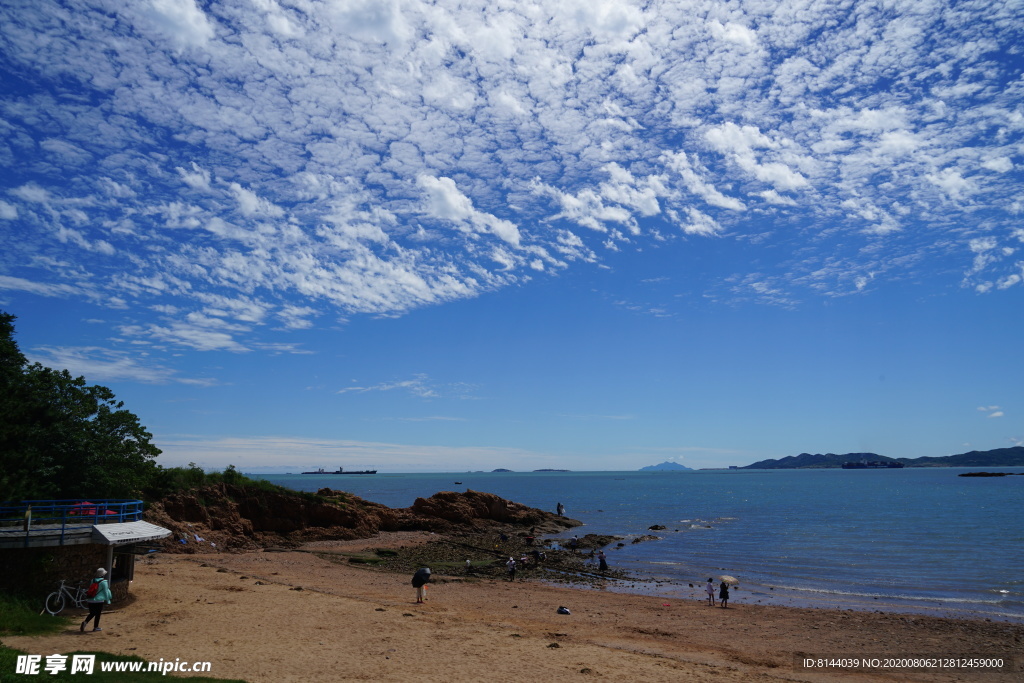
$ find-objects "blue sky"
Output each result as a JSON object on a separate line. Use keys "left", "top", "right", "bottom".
{"left": 1, "top": 0, "right": 1021, "bottom": 472}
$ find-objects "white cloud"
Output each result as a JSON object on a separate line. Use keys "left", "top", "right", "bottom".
{"left": 680, "top": 208, "right": 722, "bottom": 237}
{"left": 0, "top": 0, "right": 1022, "bottom": 346}
{"left": 982, "top": 157, "right": 1013, "bottom": 173}
{"left": 756, "top": 190, "right": 796, "bottom": 207}
{"left": 229, "top": 182, "right": 285, "bottom": 218}
{"left": 139, "top": 0, "right": 216, "bottom": 49}
{"left": 338, "top": 373, "right": 439, "bottom": 399}
{"left": 325, "top": 0, "right": 412, "bottom": 47}
{"left": 0, "top": 275, "right": 82, "bottom": 298}
{"left": 278, "top": 305, "right": 318, "bottom": 330}
{"left": 123, "top": 320, "right": 251, "bottom": 353}
{"left": 418, "top": 175, "right": 521, "bottom": 246}
{"left": 927, "top": 168, "right": 974, "bottom": 201}
{"left": 704, "top": 123, "right": 809, "bottom": 192}
{"left": 11, "top": 184, "right": 50, "bottom": 204}
{"left": 40, "top": 138, "right": 92, "bottom": 165}
{"left": 28, "top": 346, "right": 213, "bottom": 385}
{"left": 532, "top": 181, "right": 636, "bottom": 234}
{"left": 708, "top": 20, "right": 759, "bottom": 50}
{"left": 662, "top": 151, "right": 746, "bottom": 211}
{"left": 977, "top": 405, "right": 1005, "bottom": 418}
{"left": 177, "top": 163, "right": 213, "bottom": 192}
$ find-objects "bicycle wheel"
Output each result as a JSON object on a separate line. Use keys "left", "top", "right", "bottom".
{"left": 44, "top": 591, "right": 66, "bottom": 615}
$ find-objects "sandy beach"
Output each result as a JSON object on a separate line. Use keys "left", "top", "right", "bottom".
{"left": 6, "top": 532, "right": 1021, "bottom": 682}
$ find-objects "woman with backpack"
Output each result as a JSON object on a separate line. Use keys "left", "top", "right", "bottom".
{"left": 81, "top": 568, "right": 111, "bottom": 632}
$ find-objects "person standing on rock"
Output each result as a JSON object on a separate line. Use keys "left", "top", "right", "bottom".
{"left": 556, "top": 502, "right": 565, "bottom": 517}
{"left": 412, "top": 567, "right": 431, "bottom": 604}
{"left": 81, "top": 568, "right": 111, "bottom": 632}
{"left": 598, "top": 550, "right": 608, "bottom": 571}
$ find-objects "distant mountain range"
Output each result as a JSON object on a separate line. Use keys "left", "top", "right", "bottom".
{"left": 639, "top": 461, "right": 693, "bottom": 471}
{"left": 741, "top": 446, "right": 1024, "bottom": 469}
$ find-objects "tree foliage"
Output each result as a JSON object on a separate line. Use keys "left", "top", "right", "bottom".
{"left": 0, "top": 312, "right": 161, "bottom": 502}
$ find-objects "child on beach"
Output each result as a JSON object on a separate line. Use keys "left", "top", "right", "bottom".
{"left": 412, "top": 567, "right": 431, "bottom": 603}
{"left": 719, "top": 581, "right": 730, "bottom": 608}
{"left": 705, "top": 578, "right": 716, "bottom": 606}
{"left": 506, "top": 557, "right": 517, "bottom": 581}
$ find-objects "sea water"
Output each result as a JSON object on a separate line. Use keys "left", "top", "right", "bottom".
{"left": 251, "top": 468, "right": 1024, "bottom": 622}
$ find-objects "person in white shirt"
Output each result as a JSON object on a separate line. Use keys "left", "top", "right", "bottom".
{"left": 705, "top": 578, "right": 716, "bottom": 606}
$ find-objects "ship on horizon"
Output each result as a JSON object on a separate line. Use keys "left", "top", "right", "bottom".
{"left": 301, "top": 467, "right": 377, "bottom": 475}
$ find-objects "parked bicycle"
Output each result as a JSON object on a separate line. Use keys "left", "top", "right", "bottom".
{"left": 44, "top": 579, "right": 88, "bottom": 615}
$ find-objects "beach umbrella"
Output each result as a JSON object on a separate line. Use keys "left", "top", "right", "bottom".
{"left": 719, "top": 575, "right": 739, "bottom": 585}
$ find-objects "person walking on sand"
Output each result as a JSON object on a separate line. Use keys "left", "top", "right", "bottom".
{"left": 506, "top": 557, "right": 517, "bottom": 581}
{"left": 412, "top": 567, "right": 431, "bottom": 604}
{"left": 719, "top": 580, "right": 730, "bottom": 608}
{"left": 705, "top": 578, "right": 716, "bottom": 607}
{"left": 81, "top": 568, "right": 111, "bottom": 632}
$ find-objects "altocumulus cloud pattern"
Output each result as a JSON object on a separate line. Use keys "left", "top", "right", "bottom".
{"left": 1, "top": 0, "right": 1022, "bottom": 350}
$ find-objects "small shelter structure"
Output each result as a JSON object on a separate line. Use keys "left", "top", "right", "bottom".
{"left": 0, "top": 500, "right": 171, "bottom": 602}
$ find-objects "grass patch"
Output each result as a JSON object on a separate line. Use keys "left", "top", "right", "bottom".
{"left": 0, "top": 645, "right": 247, "bottom": 681}
{"left": 0, "top": 594, "right": 68, "bottom": 637}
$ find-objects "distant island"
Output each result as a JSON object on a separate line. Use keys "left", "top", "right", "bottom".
{"left": 489, "top": 468, "right": 570, "bottom": 473}
{"left": 639, "top": 461, "right": 693, "bottom": 471}
{"left": 742, "top": 446, "right": 1024, "bottom": 469}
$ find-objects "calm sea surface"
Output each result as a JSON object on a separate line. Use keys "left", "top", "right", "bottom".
{"left": 251, "top": 468, "right": 1024, "bottom": 621}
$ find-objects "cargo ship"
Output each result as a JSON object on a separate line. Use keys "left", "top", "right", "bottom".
{"left": 301, "top": 467, "right": 377, "bottom": 474}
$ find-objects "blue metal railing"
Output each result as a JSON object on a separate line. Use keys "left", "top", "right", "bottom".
{"left": 0, "top": 500, "right": 144, "bottom": 545}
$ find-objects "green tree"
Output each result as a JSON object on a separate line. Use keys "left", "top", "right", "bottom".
{"left": 0, "top": 312, "right": 161, "bottom": 502}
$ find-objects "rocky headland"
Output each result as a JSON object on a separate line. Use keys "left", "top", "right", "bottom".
{"left": 142, "top": 484, "right": 633, "bottom": 584}
{"left": 144, "top": 484, "right": 581, "bottom": 553}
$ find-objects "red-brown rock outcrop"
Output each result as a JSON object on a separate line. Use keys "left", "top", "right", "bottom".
{"left": 144, "top": 484, "right": 578, "bottom": 553}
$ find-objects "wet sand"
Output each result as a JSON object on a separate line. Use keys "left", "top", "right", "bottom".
{"left": 5, "top": 533, "right": 1022, "bottom": 682}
